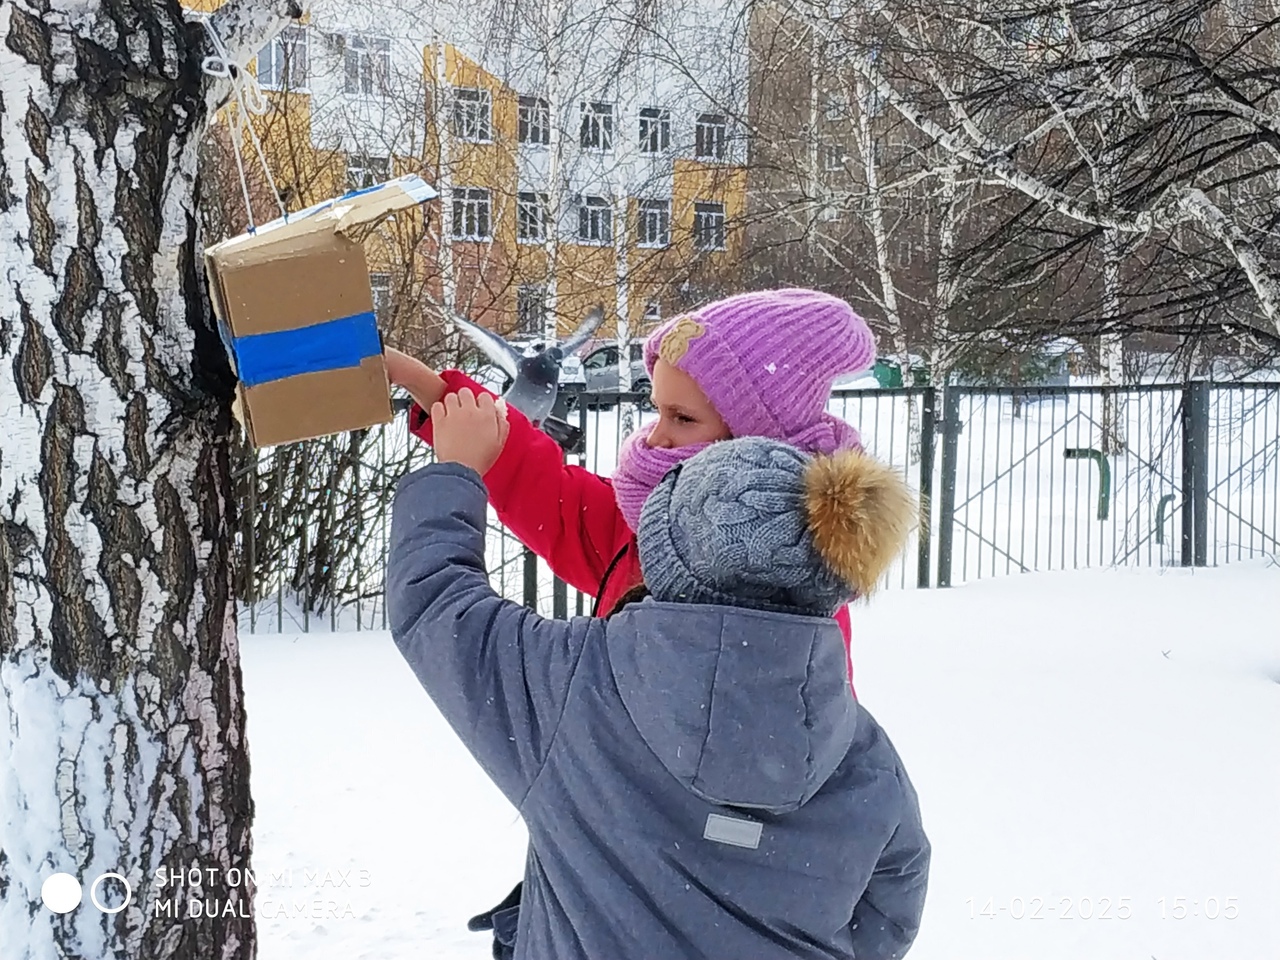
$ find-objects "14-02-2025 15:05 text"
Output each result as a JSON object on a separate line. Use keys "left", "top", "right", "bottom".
{"left": 966, "top": 897, "right": 1239, "bottom": 920}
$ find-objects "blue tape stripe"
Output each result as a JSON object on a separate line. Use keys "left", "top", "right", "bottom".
{"left": 232, "top": 313, "right": 381, "bottom": 387}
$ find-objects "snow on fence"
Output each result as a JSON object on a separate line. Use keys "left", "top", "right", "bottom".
{"left": 234, "top": 382, "right": 1280, "bottom": 633}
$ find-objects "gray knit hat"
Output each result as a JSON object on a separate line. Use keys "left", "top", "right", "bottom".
{"left": 636, "top": 437, "right": 917, "bottom": 617}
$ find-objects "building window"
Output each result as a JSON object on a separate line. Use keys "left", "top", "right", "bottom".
{"left": 347, "top": 155, "right": 389, "bottom": 191}
{"left": 452, "top": 87, "right": 492, "bottom": 142}
{"left": 693, "top": 201, "right": 726, "bottom": 251}
{"left": 518, "top": 95, "right": 550, "bottom": 145}
{"left": 823, "top": 142, "right": 846, "bottom": 171}
{"left": 694, "top": 113, "right": 727, "bottom": 161}
{"left": 636, "top": 198, "right": 670, "bottom": 247}
{"left": 344, "top": 35, "right": 390, "bottom": 97}
{"left": 643, "top": 299, "right": 662, "bottom": 324}
{"left": 638, "top": 107, "right": 670, "bottom": 154}
{"left": 369, "top": 272, "right": 392, "bottom": 319}
{"left": 580, "top": 101, "right": 614, "bottom": 151}
{"left": 1003, "top": 13, "right": 1069, "bottom": 45}
{"left": 516, "top": 285, "right": 546, "bottom": 335}
{"left": 517, "top": 191, "right": 548, "bottom": 242}
{"left": 257, "top": 26, "right": 308, "bottom": 91}
{"left": 576, "top": 195, "right": 612, "bottom": 244}
{"left": 452, "top": 187, "right": 492, "bottom": 241}
{"left": 822, "top": 89, "right": 850, "bottom": 121}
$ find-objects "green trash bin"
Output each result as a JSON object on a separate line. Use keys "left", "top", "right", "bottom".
{"left": 873, "top": 358, "right": 904, "bottom": 388}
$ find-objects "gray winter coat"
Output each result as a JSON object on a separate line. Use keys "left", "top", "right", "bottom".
{"left": 387, "top": 463, "right": 929, "bottom": 960}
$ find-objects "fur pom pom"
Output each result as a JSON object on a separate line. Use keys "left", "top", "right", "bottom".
{"left": 803, "top": 450, "right": 917, "bottom": 597}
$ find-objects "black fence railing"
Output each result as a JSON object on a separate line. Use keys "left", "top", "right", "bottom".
{"left": 234, "top": 381, "right": 1280, "bottom": 633}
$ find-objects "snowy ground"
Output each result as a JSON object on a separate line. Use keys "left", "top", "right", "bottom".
{"left": 240, "top": 560, "right": 1280, "bottom": 960}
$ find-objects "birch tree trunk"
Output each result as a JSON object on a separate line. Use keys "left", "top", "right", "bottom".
{"left": 1100, "top": 227, "right": 1127, "bottom": 453}
{"left": 931, "top": 164, "right": 961, "bottom": 384}
{"left": 542, "top": 0, "right": 565, "bottom": 339}
{"left": 853, "top": 74, "right": 904, "bottom": 365}
{"left": 429, "top": 32, "right": 458, "bottom": 319}
{"left": 0, "top": 1, "right": 298, "bottom": 956}
{"left": 1099, "top": 151, "right": 1126, "bottom": 453}
{"left": 852, "top": 73, "right": 916, "bottom": 456}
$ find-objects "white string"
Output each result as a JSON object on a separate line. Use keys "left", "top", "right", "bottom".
{"left": 201, "top": 18, "right": 289, "bottom": 231}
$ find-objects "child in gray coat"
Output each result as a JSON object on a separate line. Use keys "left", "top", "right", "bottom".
{"left": 387, "top": 429, "right": 929, "bottom": 960}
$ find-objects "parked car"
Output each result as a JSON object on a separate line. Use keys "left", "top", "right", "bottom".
{"left": 579, "top": 339, "right": 650, "bottom": 397}
{"left": 505, "top": 338, "right": 645, "bottom": 412}
{"left": 473, "top": 336, "right": 652, "bottom": 413}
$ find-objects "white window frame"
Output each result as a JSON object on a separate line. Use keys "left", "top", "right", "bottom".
{"left": 257, "top": 25, "right": 308, "bottom": 92}
{"left": 347, "top": 154, "right": 389, "bottom": 191}
{"left": 1004, "top": 12, "right": 1069, "bottom": 46}
{"left": 580, "top": 101, "right": 615, "bottom": 152}
{"left": 638, "top": 107, "right": 670, "bottom": 154}
{"left": 518, "top": 95, "right": 550, "bottom": 145}
{"left": 516, "top": 284, "right": 546, "bottom": 335}
{"left": 822, "top": 89, "right": 850, "bottom": 122}
{"left": 576, "top": 195, "right": 612, "bottom": 245}
{"left": 452, "top": 187, "right": 493, "bottom": 241}
{"left": 823, "top": 141, "right": 846, "bottom": 171}
{"left": 694, "top": 113, "right": 727, "bottom": 161}
{"left": 344, "top": 34, "right": 391, "bottom": 98}
{"left": 452, "top": 87, "right": 493, "bottom": 142}
{"left": 369, "top": 272, "right": 392, "bottom": 319}
{"left": 693, "top": 201, "right": 726, "bottom": 251}
{"left": 636, "top": 198, "right": 670, "bottom": 248}
{"left": 517, "top": 191, "right": 549, "bottom": 243}
{"left": 643, "top": 299, "right": 662, "bottom": 324}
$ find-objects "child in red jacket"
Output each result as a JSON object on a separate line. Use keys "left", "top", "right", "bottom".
{"left": 387, "top": 288, "right": 880, "bottom": 958}
{"left": 387, "top": 288, "right": 876, "bottom": 630}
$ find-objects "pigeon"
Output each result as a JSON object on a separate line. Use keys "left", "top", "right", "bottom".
{"left": 449, "top": 305, "right": 605, "bottom": 449}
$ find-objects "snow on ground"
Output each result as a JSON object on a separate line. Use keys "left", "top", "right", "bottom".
{"left": 240, "top": 561, "right": 1280, "bottom": 960}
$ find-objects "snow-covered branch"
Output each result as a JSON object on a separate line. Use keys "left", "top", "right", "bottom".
{"left": 783, "top": 0, "right": 1280, "bottom": 352}
{"left": 206, "top": 0, "right": 306, "bottom": 86}
{"left": 1180, "top": 189, "right": 1280, "bottom": 334}
{"left": 852, "top": 57, "right": 1189, "bottom": 234}
{"left": 1172, "top": 92, "right": 1280, "bottom": 144}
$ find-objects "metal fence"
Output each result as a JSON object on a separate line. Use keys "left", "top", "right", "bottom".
{"left": 235, "top": 381, "right": 1280, "bottom": 633}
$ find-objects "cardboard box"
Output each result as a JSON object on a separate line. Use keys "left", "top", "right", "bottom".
{"left": 205, "top": 174, "right": 438, "bottom": 447}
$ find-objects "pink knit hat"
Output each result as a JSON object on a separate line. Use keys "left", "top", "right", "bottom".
{"left": 643, "top": 288, "right": 877, "bottom": 453}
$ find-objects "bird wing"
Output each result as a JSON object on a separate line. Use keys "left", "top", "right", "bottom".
{"left": 558, "top": 305, "right": 606, "bottom": 357}
{"left": 449, "top": 312, "right": 523, "bottom": 379}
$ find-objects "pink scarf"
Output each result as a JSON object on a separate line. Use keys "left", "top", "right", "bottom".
{"left": 612, "top": 422, "right": 712, "bottom": 532}
{"left": 612, "top": 412, "right": 864, "bottom": 532}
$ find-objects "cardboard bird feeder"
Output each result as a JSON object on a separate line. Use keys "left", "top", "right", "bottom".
{"left": 205, "top": 174, "right": 438, "bottom": 448}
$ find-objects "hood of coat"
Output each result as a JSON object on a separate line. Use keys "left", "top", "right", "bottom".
{"left": 605, "top": 600, "right": 856, "bottom": 814}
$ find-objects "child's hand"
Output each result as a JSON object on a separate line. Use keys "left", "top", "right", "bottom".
{"left": 431, "top": 389, "right": 510, "bottom": 475}
{"left": 385, "top": 347, "right": 448, "bottom": 410}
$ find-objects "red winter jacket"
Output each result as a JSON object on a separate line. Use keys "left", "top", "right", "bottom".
{"left": 408, "top": 370, "right": 856, "bottom": 687}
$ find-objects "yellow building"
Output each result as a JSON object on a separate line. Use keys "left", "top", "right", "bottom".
{"left": 186, "top": 2, "right": 747, "bottom": 347}
{"left": 411, "top": 41, "right": 749, "bottom": 342}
